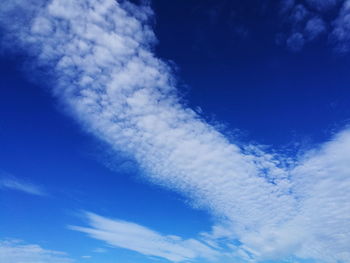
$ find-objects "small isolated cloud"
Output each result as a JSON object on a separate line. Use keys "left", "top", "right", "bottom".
{"left": 69, "top": 212, "right": 219, "bottom": 262}
{"left": 0, "top": 239, "right": 73, "bottom": 263}
{"left": 0, "top": 175, "right": 46, "bottom": 196}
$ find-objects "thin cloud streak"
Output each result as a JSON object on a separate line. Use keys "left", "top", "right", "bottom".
{"left": 0, "top": 175, "right": 46, "bottom": 196}
{"left": 70, "top": 212, "right": 219, "bottom": 262}
{"left": 0, "top": 0, "right": 349, "bottom": 262}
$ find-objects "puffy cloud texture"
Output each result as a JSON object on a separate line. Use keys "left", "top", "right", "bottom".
{"left": 279, "top": 0, "right": 350, "bottom": 52}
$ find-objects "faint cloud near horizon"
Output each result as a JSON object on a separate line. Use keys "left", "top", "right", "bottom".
{"left": 0, "top": 239, "right": 73, "bottom": 263}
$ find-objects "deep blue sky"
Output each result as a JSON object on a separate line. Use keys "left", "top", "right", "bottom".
{"left": 152, "top": 0, "right": 350, "bottom": 146}
{"left": 1, "top": 0, "right": 350, "bottom": 263}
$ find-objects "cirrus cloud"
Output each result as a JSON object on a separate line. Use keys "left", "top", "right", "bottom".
{"left": 70, "top": 212, "right": 219, "bottom": 262}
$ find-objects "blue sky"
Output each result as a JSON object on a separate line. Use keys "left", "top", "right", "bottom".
{"left": 0, "top": 0, "right": 350, "bottom": 263}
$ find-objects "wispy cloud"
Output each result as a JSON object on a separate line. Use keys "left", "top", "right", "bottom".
{"left": 0, "top": 0, "right": 349, "bottom": 262}
{"left": 0, "top": 239, "right": 73, "bottom": 263}
{"left": 0, "top": 175, "right": 46, "bottom": 196}
{"left": 70, "top": 212, "right": 219, "bottom": 262}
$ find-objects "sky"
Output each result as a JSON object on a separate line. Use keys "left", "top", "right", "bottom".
{"left": 0, "top": 0, "right": 350, "bottom": 263}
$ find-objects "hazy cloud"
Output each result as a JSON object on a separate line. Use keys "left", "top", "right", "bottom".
{"left": 330, "top": 0, "right": 350, "bottom": 53}
{"left": 287, "top": 32, "right": 305, "bottom": 51}
{"left": 279, "top": 0, "right": 350, "bottom": 52}
{"left": 305, "top": 16, "right": 326, "bottom": 40}
{"left": 92, "top": 247, "right": 107, "bottom": 253}
{"left": 305, "top": 0, "right": 341, "bottom": 11}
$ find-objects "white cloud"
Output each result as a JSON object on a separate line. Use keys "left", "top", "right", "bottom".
{"left": 0, "top": 239, "right": 73, "bottom": 263}
{"left": 288, "top": 130, "right": 350, "bottom": 262}
{"left": 0, "top": 175, "right": 46, "bottom": 196}
{"left": 0, "top": 0, "right": 349, "bottom": 262}
{"left": 70, "top": 212, "right": 219, "bottom": 262}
